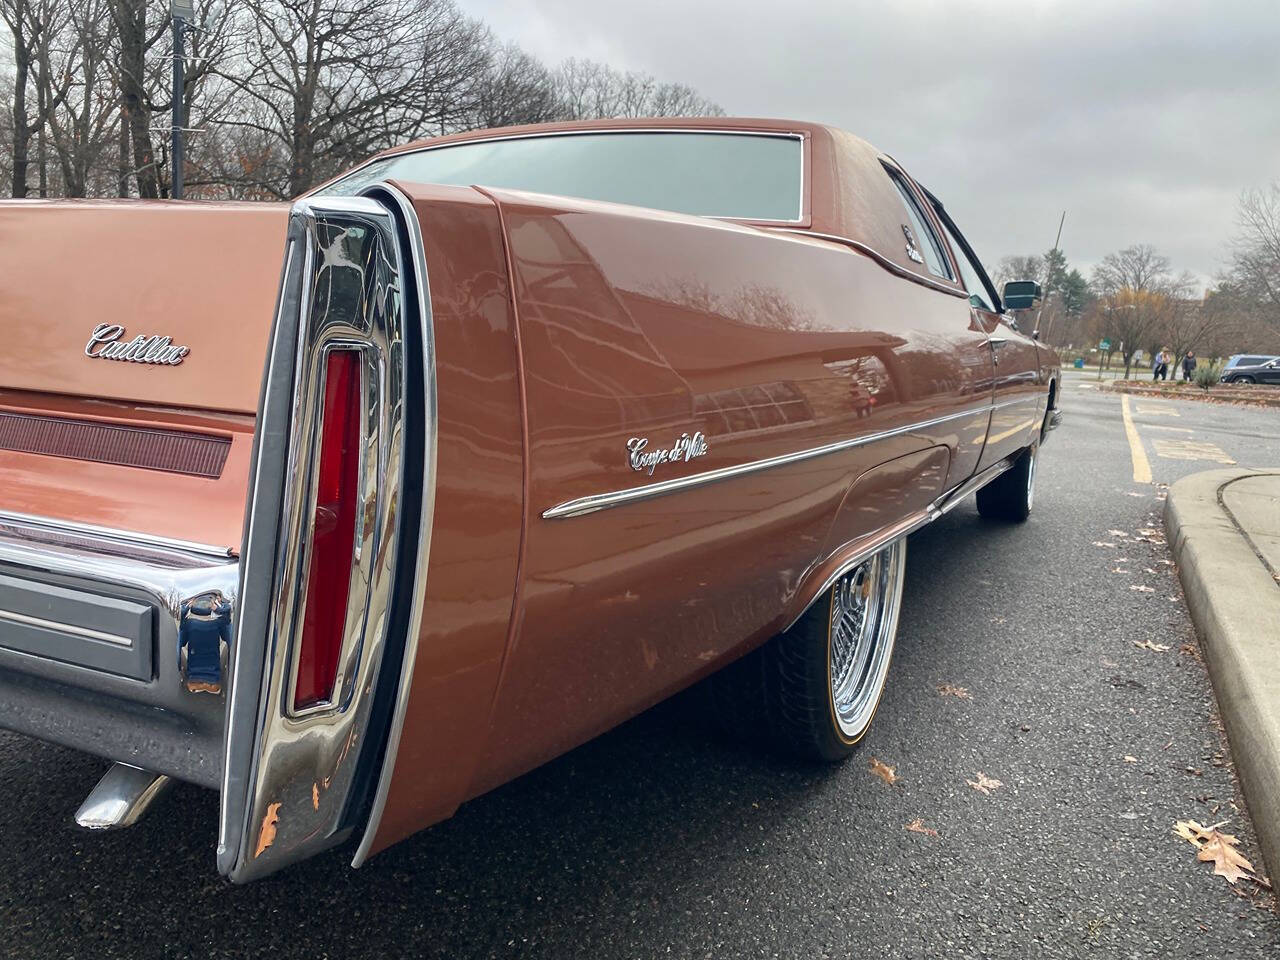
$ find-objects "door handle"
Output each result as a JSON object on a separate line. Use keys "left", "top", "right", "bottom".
{"left": 988, "top": 336, "right": 1009, "bottom": 346}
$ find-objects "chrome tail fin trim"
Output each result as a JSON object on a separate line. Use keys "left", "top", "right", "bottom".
{"left": 220, "top": 191, "right": 428, "bottom": 882}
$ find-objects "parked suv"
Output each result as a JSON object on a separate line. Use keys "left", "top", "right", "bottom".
{"left": 1221, "top": 357, "right": 1280, "bottom": 384}
{"left": 1225, "top": 353, "right": 1280, "bottom": 370}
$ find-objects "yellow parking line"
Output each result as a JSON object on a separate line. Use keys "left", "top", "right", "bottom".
{"left": 1121, "top": 394, "right": 1153, "bottom": 484}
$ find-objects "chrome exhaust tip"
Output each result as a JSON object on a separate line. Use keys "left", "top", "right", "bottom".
{"left": 74, "top": 762, "right": 172, "bottom": 830}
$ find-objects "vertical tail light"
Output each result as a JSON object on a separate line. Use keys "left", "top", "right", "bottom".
{"left": 293, "top": 349, "right": 363, "bottom": 710}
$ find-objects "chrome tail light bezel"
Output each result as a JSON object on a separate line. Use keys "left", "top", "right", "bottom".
{"left": 219, "top": 186, "right": 434, "bottom": 882}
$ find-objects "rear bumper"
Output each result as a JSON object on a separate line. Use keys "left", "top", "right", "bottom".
{"left": 0, "top": 511, "right": 237, "bottom": 787}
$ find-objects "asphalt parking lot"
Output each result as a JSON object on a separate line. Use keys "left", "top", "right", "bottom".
{"left": 2, "top": 378, "right": 1279, "bottom": 958}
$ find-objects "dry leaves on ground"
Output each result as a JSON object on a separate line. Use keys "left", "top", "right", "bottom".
{"left": 1092, "top": 541, "right": 1118, "bottom": 548}
{"left": 1134, "top": 639, "right": 1170, "bottom": 652}
{"left": 1123, "top": 756, "right": 1139, "bottom": 763}
{"left": 1130, "top": 584, "right": 1156, "bottom": 593}
{"left": 966, "top": 772, "right": 1004, "bottom": 795}
{"left": 1173, "top": 820, "right": 1263, "bottom": 886}
{"left": 869, "top": 757, "right": 898, "bottom": 785}
{"left": 937, "top": 683, "right": 971, "bottom": 699}
{"left": 1107, "top": 529, "right": 1129, "bottom": 538}
{"left": 905, "top": 818, "right": 939, "bottom": 837}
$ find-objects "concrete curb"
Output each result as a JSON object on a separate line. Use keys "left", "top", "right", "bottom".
{"left": 1165, "top": 469, "right": 1280, "bottom": 882}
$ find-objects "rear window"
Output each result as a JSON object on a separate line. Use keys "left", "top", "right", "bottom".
{"left": 315, "top": 131, "right": 804, "bottom": 222}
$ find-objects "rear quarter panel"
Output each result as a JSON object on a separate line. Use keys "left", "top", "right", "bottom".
{"left": 367, "top": 185, "right": 525, "bottom": 851}
{"left": 463, "top": 191, "right": 991, "bottom": 798}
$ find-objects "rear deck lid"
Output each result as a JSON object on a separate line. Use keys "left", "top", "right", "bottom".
{"left": 0, "top": 199, "right": 290, "bottom": 414}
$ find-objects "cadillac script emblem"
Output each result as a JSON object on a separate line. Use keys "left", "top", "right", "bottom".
{"left": 627, "top": 431, "right": 709, "bottom": 476}
{"left": 85, "top": 323, "right": 189, "bottom": 366}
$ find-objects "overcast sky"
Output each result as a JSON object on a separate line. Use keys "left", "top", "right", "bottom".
{"left": 465, "top": 0, "right": 1279, "bottom": 288}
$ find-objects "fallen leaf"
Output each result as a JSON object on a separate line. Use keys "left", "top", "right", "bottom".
{"left": 254, "top": 802, "right": 281, "bottom": 858}
{"left": 1127, "top": 491, "right": 1145, "bottom": 497}
{"left": 1130, "top": 585, "right": 1156, "bottom": 593}
{"left": 312, "top": 782, "right": 319, "bottom": 811}
{"left": 1107, "top": 529, "right": 1129, "bottom": 537}
{"left": 1134, "top": 639, "right": 1170, "bottom": 651}
{"left": 1092, "top": 541, "right": 1117, "bottom": 548}
{"left": 966, "top": 772, "right": 1003, "bottom": 795}
{"left": 1199, "top": 833, "right": 1255, "bottom": 884}
{"left": 1137, "top": 528, "right": 1161, "bottom": 537}
{"left": 1123, "top": 756, "right": 1138, "bottom": 763}
{"left": 1144, "top": 567, "right": 1159, "bottom": 575}
{"left": 869, "top": 757, "right": 898, "bottom": 785}
{"left": 937, "top": 683, "right": 971, "bottom": 699}
{"left": 1173, "top": 819, "right": 1257, "bottom": 884}
{"left": 905, "top": 818, "right": 939, "bottom": 837}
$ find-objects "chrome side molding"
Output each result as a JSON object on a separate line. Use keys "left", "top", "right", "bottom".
{"left": 542, "top": 398, "right": 1044, "bottom": 520}
{"left": 75, "top": 763, "right": 173, "bottom": 830}
{"left": 782, "top": 451, "right": 1019, "bottom": 633}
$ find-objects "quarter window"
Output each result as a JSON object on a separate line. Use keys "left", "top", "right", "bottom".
{"left": 886, "top": 171, "right": 952, "bottom": 280}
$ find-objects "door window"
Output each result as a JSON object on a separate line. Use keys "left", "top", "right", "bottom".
{"left": 939, "top": 222, "right": 995, "bottom": 312}
{"left": 928, "top": 200, "right": 1000, "bottom": 313}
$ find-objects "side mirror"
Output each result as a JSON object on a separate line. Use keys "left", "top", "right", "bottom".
{"left": 1002, "top": 280, "right": 1042, "bottom": 311}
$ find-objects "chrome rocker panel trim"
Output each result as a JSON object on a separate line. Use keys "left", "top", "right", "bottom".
{"left": 220, "top": 191, "right": 430, "bottom": 882}
{"left": 782, "top": 451, "right": 1021, "bottom": 633}
{"left": 543, "top": 395, "right": 1043, "bottom": 520}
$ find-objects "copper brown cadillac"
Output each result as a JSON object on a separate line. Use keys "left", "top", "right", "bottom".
{"left": 0, "top": 118, "right": 1058, "bottom": 880}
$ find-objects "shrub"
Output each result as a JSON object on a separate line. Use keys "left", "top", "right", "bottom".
{"left": 1193, "top": 360, "right": 1223, "bottom": 391}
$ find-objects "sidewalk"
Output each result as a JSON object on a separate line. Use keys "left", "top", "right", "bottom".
{"left": 1166, "top": 469, "right": 1280, "bottom": 881}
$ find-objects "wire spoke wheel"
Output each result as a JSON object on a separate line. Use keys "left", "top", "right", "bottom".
{"left": 827, "top": 539, "right": 905, "bottom": 741}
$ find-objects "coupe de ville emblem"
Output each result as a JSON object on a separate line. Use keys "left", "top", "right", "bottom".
{"left": 627, "top": 431, "right": 710, "bottom": 476}
{"left": 85, "top": 322, "right": 190, "bottom": 366}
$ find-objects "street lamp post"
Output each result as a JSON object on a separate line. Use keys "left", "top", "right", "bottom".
{"left": 171, "top": 0, "right": 194, "bottom": 199}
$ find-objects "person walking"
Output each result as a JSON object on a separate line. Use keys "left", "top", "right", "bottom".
{"left": 1182, "top": 351, "right": 1197, "bottom": 382}
{"left": 1153, "top": 348, "right": 1170, "bottom": 381}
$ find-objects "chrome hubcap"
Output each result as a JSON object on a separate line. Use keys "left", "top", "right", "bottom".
{"left": 828, "top": 541, "right": 904, "bottom": 739}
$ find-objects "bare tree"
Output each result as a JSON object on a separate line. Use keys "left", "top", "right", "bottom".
{"left": 222, "top": 0, "right": 487, "bottom": 198}
{"left": 470, "top": 42, "right": 560, "bottom": 130}
{"left": 42, "top": 0, "right": 119, "bottom": 197}
{"left": 108, "top": 0, "right": 165, "bottom": 197}
{"left": 1227, "top": 182, "right": 1280, "bottom": 327}
{"left": 0, "top": 0, "right": 727, "bottom": 199}
{"left": 1092, "top": 244, "right": 1183, "bottom": 377}
{"left": 2, "top": 0, "right": 73, "bottom": 196}
{"left": 554, "top": 58, "right": 723, "bottom": 120}
{"left": 1152, "top": 273, "right": 1224, "bottom": 375}
{"left": 992, "top": 254, "right": 1043, "bottom": 289}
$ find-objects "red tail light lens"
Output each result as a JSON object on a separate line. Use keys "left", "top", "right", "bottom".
{"left": 293, "top": 350, "right": 362, "bottom": 710}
